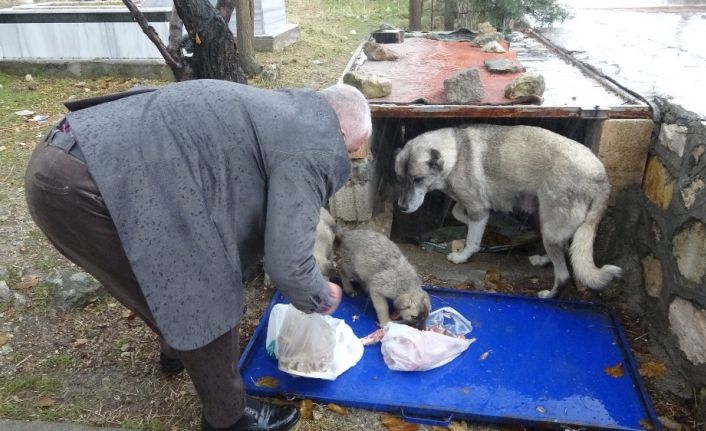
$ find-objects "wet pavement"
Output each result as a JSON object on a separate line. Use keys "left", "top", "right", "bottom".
{"left": 537, "top": 0, "right": 706, "bottom": 117}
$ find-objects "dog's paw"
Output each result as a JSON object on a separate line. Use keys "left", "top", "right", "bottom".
{"left": 529, "top": 254, "right": 551, "bottom": 267}
{"left": 537, "top": 289, "right": 556, "bottom": 299}
{"left": 447, "top": 251, "right": 469, "bottom": 264}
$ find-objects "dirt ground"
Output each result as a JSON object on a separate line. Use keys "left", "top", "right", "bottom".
{"left": 0, "top": 0, "right": 701, "bottom": 430}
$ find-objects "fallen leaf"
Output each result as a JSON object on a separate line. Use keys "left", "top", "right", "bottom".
{"left": 72, "top": 338, "right": 89, "bottom": 348}
{"left": 299, "top": 399, "right": 313, "bottom": 420}
{"left": 16, "top": 275, "right": 40, "bottom": 290}
{"left": 484, "top": 269, "right": 501, "bottom": 285}
{"left": 0, "top": 334, "right": 8, "bottom": 346}
{"left": 34, "top": 397, "right": 56, "bottom": 408}
{"left": 254, "top": 376, "right": 278, "bottom": 389}
{"left": 454, "top": 281, "right": 474, "bottom": 290}
{"left": 604, "top": 362, "right": 624, "bottom": 378}
{"left": 122, "top": 310, "right": 136, "bottom": 320}
{"left": 195, "top": 33, "right": 202, "bottom": 45}
{"left": 640, "top": 419, "right": 654, "bottom": 430}
{"left": 381, "top": 414, "right": 418, "bottom": 431}
{"left": 326, "top": 403, "right": 348, "bottom": 415}
{"left": 639, "top": 361, "right": 667, "bottom": 378}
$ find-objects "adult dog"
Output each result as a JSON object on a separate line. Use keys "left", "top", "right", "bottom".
{"left": 394, "top": 124, "right": 622, "bottom": 299}
{"left": 336, "top": 229, "right": 431, "bottom": 329}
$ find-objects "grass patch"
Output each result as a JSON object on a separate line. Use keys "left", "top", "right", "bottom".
{"left": 43, "top": 353, "right": 75, "bottom": 370}
{"left": 0, "top": 375, "right": 62, "bottom": 396}
{"left": 29, "top": 281, "right": 53, "bottom": 309}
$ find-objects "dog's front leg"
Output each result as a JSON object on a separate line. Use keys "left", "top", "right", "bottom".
{"left": 369, "top": 290, "right": 391, "bottom": 327}
{"left": 447, "top": 210, "right": 489, "bottom": 264}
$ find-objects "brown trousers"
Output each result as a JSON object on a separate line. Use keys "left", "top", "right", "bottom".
{"left": 25, "top": 124, "right": 245, "bottom": 428}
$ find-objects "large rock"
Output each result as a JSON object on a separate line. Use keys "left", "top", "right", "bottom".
{"left": 672, "top": 221, "right": 706, "bottom": 284}
{"left": 481, "top": 41, "right": 505, "bottom": 53}
{"left": 0, "top": 280, "right": 11, "bottom": 302}
{"left": 343, "top": 71, "right": 392, "bottom": 99}
{"left": 363, "top": 41, "right": 399, "bottom": 61}
{"left": 47, "top": 270, "right": 105, "bottom": 311}
{"left": 484, "top": 59, "right": 522, "bottom": 74}
{"left": 680, "top": 178, "right": 704, "bottom": 209}
{"left": 669, "top": 297, "right": 706, "bottom": 365}
{"left": 477, "top": 22, "right": 496, "bottom": 33}
{"left": 444, "top": 67, "right": 484, "bottom": 104}
{"left": 472, "top": 31, "right": 504, "bottom": 46}
{"left": 643, "top": 156, "right": 674, "bottom": 209}
{"left": 504, "top": 73, "right": 545, "bottom": 102}
{"left": 658, "top": 123, "right": 688, "bottom": 158}
{"left": 641, "top": 255, "right": 663, "bottom": 298}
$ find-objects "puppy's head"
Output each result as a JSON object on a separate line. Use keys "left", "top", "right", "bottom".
{"left": 394, "top": 129, "right": 455, "bottom": 214}
{"left": 393, "top": 289, "right": 431, "bottom": 330}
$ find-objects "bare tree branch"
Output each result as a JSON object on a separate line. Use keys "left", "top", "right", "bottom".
{"left": 121, "top": 0, "right": 182, "bottom": 70}
{"left": 168, "top": 6, "right": 184, "bottom": 52}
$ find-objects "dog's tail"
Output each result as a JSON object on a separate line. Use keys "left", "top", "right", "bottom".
{"left": 569, "top": 188, "right": 622, "bottom": 290}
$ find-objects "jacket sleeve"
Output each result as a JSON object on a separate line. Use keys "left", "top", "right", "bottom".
{"left": 263, "top": 152, "right": 334, "bottom": 313}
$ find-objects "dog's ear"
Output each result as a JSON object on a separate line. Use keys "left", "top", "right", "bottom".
{"left": 427, "top": 149, "right": 444, "bottom": 171}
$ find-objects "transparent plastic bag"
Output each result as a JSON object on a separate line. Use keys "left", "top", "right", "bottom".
{"left": 266, "top": 304, "right": 364, "bottom": 380}
{"left": 380, "top": 322, "right": 475, "bottom": 371}
{"left": 425, "top": 306, "right": 473, "bottom": 337}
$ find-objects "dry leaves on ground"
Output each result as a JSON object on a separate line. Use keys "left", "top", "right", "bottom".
{"left": 381, "top": 414, "right": 419, "bottom": 431}
{"left": 326, "top": 403, "right": 348, "bottom": 415}
{"left": 639, "top": 361, "right": 667, "bottom": 378}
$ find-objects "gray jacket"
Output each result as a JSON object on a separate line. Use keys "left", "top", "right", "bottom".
{"left": 67, "top": 80, "right": 351, "bottom": 350}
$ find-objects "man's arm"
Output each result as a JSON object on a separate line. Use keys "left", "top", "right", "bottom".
{"left": 263, "top": 153, "right": 339, "bottom": 314}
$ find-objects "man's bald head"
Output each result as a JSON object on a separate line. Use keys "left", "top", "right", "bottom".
{"left": 319, "top": 84, "right": 372, "bottom": 154}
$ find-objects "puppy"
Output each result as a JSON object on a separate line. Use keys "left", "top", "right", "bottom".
{"left": 335, "top": 228, "right": 431, "bottom": 329}
{"left": 264, "top": 207, "right": 336, "bottom": 287}
{"left": 394, "top": 124, "right": 622, "bottom": 299}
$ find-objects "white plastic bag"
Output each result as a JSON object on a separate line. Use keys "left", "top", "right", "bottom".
{"left": 380, "top": 322, "right": 475, "bottom": 371}
{"left": 265, "top": 304, "right": 364, "bottom": 380}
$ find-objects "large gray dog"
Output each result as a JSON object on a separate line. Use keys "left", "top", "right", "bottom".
{"left": 394, "top": 124, "right": 622, "bottom": 299}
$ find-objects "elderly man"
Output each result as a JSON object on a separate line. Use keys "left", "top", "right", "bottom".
{"left": 25, "top": 80, "right": 372, "bottom": 431}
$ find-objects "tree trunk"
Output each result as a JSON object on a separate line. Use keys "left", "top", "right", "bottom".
{"left": 409, "top": 0, "right": 422, "bottom": 31}
{"left": 235, "top": 0, "right": 262, "bottom": 76}
{"left": 173, "top": 0, "right": 247, "bottom": 83}
{"left": 443, "top": 0, "right": 456, "bottom": 30}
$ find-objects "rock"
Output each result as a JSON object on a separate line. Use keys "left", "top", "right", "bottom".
{"left": 472, "top": 31, "right": 504, "bottom": 46}
{"left": 504, "top": 73, "right": 545, "bottom": 102}
{"left": 343, "top": 71, "right": 392, "bottom": 99}
{"left": 378, "top": 23, "right": 399, "bottom": 31}
{"left": 477, "top": 22, "right": 496, "bottom": 33}
{"left": 643, "top": 156, "right": 674, "bottom": 209}
{"left": 47, "top": 270, "right": 105, "bottom": 311}
{"left": 0, "top": 281, "right": 11, "bottom": 302}
{"left": 484, "top": 58, "right": 522, "bottom": 74}
{"left": 659, "top": 416, "right": 683, "bottom": 431}
{"left": 672, "top": 221, "right": 706, "bottom": 284}
{"left": 444, "top": 67, "right": 484, "bottom": 104}
{"left": 481, "top": 41, "right": 505, "bottom": 53}
{"left": 0, "top": 266, "right": 8, "bottom": 280}
{"left": 669, "top": 297, "right": 706, "bottom": 365}
{"left": 13, "top": 293, "right": 27, "bottom": 308}
{"left": 658, "top": 123, "right": 688, "bottom": 158}
{"left": 641, "top": 255, "right": 662, "bottom": 298}
{"left": 0, "top": 344, "right": 13, "bottom": 356}
{"left": 24, "top": 74, "right": 33, "bottom": 82}
{"left": 363, "top": 41, "right": 399, "bottom": 61}
{"left": 260, "top": 64, "right": 280, "bottom": 82}
{"left": 681, "top": 178, "right": 705, "bottom": 209}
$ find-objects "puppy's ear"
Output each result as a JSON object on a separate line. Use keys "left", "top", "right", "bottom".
{"left": 427, "top": 149, "right": 444, "bottom": 171}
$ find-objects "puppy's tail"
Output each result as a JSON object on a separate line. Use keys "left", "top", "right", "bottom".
{"left": 569, "top": 188, "right": 622, "bottom": 290}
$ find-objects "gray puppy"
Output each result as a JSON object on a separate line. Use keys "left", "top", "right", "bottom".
{"left": 395, "top": 124, "right": 622, "bottom": 299}
{"left": 336, "top": 229, "right": 431, "bottom": 329}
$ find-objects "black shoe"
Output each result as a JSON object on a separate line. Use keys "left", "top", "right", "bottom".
{"left": 201, "top": 396, "right": 300, "bottom": 431}
{"left": 159, "top": 352, "right": 185, "bottom": 376}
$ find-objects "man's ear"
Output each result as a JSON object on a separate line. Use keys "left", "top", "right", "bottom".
{"left": 427, "top": 149, "right": 443, "bottom": 171}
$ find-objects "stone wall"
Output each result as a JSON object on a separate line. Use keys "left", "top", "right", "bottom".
{"left": 612, "top": 98, "right": 706, "bottom": 420}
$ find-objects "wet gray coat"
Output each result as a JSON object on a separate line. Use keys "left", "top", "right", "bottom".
{"left": 67, "top": 80, "right": 351, "bottom": 350}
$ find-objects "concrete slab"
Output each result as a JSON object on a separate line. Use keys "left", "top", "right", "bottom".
{"left": 0, "top": 420, "right": 129, "bottom": 431}
{"left": 399, "top": 242, "right": 554, "bottom": 291}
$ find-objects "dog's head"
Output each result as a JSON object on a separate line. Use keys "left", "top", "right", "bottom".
{"left": 393, "top": 289, "right": 431, "bottom": 330}
{"left": 394, "top": 129, "right": 456, "bottom": 213}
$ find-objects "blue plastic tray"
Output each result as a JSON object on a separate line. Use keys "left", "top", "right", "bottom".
{"left": 238, "top": 287, "right": 660, "bottom": 430}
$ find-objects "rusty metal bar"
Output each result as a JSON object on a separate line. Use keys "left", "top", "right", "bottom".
{"left": 369, "top": 104, "right": 650, "bottom": 119}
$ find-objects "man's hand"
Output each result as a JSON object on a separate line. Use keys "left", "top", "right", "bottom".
{"left": 318, "top": 282, "right": 343, "bottom": 315}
